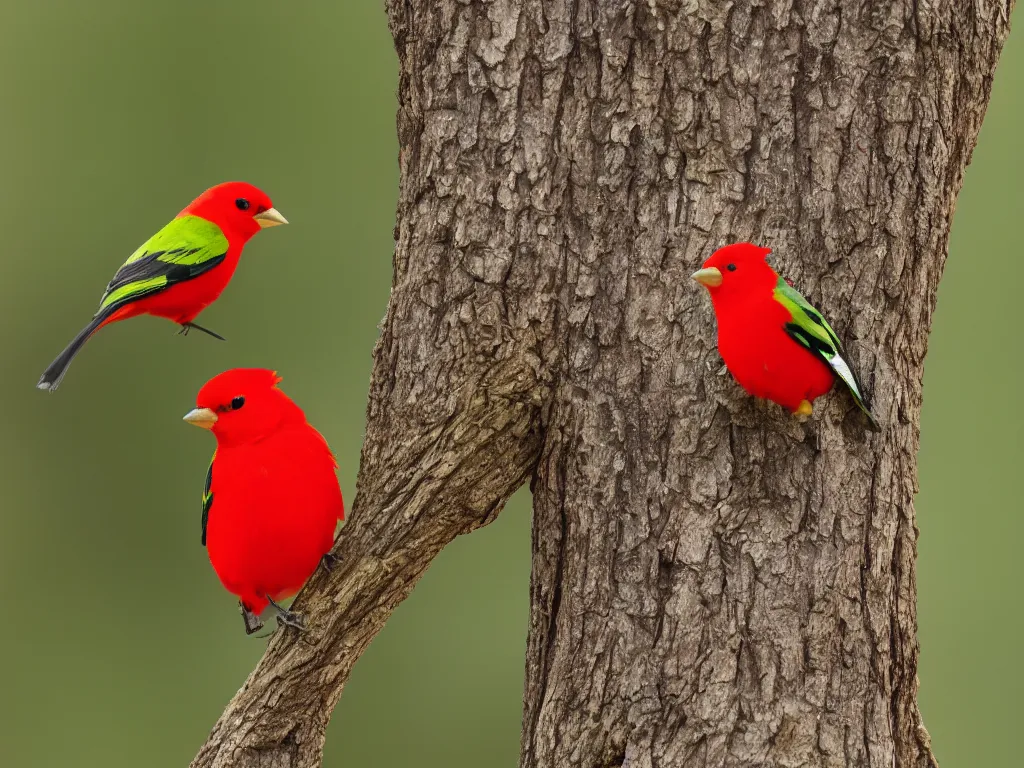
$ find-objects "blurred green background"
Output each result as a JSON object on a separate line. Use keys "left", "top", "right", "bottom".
{"left": 0, "top": 3, "right": 1017, "bottom": 766}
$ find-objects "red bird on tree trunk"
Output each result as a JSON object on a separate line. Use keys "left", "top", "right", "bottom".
{"left": 183, "top": 368, "right": 345, "bottom": 634}
{"left": 692, "top": 242, "right": 879, "bottom": 430}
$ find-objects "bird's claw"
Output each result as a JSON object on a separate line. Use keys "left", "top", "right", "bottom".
{"left": 274, "top": 610, "right": 307, "bottom": 632}
{"left": 179, "top": 321, "right": 226, "bottom": 341}
{"left": 320, "top": 552, "right": 341, "bottom": 574}
{"left": 794, "top": 399, "right": 813, "bottom": 423}
{"left": 266, "top": 595, "right": 307, "bottom": 632}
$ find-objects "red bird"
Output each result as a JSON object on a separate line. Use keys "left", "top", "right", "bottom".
{"left": 692, "top": 242, "right": 879, "bottom": 429}
{"left": 37, "top": 182, "right": 287, "bottom": 392}
{"left": 183, "top": 368, "right": 345, "bottom": 633}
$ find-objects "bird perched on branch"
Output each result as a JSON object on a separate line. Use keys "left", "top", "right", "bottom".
{"left": 37, "top": 182, "right": 287, "bottom": 392}
{"left": 692, "top": 242, "right": 879, "bottom": 430}
{"left": 183, "top": 368, "right": 345, "bottom": 634}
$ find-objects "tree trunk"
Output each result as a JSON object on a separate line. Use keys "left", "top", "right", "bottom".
{"left": 190, "top": 1, "right": 1015, "bottom": 767}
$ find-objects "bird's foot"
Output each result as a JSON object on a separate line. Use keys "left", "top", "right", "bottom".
{"left": 179, "top": 321, "right": 226, "bottom": 341}
{"left": 794, "top": 400, "right": 813, "bottom": 422}
{"left": 239, "top": 602, "right": 265, "bottom": 635}
{"left": 275, "top": 610, "right": 307, "bottom": 632}
{"left": 267, "top": 595, "right": 307, "bottom": 632}
{"left": 320, "top": 552, "right": 341, "bottom": 574}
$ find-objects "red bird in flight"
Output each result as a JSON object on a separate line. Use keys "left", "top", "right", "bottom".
{"left": 37, "top": 182, "right": 287, "bottom": 392}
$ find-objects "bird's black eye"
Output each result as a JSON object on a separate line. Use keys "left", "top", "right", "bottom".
{"left": 231, "top": 396, "right": 245, "bottom": 410}
{"left": 726, "top": 263, "right": 737, "bottom": 271}
{"left": 235, "top": 198, "right": 250, "bottom": 211}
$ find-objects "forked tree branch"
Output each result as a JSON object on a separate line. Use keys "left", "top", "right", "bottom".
{"left": 191, "top": 1, "right": 1016, "bottom": 767}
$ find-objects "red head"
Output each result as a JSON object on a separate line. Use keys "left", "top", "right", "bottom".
{"left": 183, "top": 368, "right": 305, "bottom": 447}
{"left": 691, "top": 242, "right": 779, "bottom": 306}
{"left": 179, "top": 182, "right": 288, "bottom": 243}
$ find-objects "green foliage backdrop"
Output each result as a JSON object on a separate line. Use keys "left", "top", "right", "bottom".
{"left": 0, "top": 4, "right": 1017, "bottom": 766}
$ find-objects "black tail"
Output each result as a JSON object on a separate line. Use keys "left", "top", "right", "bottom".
{"left": 37, "top": 314, "right": 108, "bottom": 392}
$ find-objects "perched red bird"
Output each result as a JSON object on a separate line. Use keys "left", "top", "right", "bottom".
{"left": 183, "top": 368, "right": 344, "bottom": 634}
{"left": 37, "top": 182, "right": 288, "bottom": 392}
{"left": 692, "top": 242, "right": 879, "bottom": 429}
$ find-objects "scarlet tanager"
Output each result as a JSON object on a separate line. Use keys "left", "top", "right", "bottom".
{"left": 37, "top": 182, "right": 287, "bottom": 392}
{"left": 183, "top": 368, "right": 344, "bottom": 634}
{"left": 692, "top": 242, "right": 879, "bottom": 430}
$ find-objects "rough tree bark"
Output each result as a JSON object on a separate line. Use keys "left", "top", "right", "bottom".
{"left": 190, "top": 2, "right": 1015, "bottom": 767}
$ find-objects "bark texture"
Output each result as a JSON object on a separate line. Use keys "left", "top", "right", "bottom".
{"left": 190, "top": 1, "right": 1015, "bottom": 767}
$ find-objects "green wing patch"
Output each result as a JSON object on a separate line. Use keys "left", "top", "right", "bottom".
{"left": 774, "top": 276, "right": 879, "bottom": 430}
{"left": 201, "top": 452, "right": 215, "bottom": 546}
{"left": 97, "top": 215, "right": 229, "bottom": 315}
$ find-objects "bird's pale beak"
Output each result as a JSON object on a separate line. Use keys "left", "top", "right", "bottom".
{"left": 183, "top": 407, "right": 218, "bottom": 430}
{"left": 254, "top": 207, "right": 288, "bottom": 228}
{"left": 691, "top": 267, "right": 723, "bottom": 288}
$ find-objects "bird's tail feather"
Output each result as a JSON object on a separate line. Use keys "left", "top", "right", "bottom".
{"left": 36, "top": 313, "right": 110, "bottom": 392}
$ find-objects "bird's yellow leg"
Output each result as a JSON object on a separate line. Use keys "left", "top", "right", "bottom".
{"left": 795, "top": 400, "right": 814, "bottom": 418}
